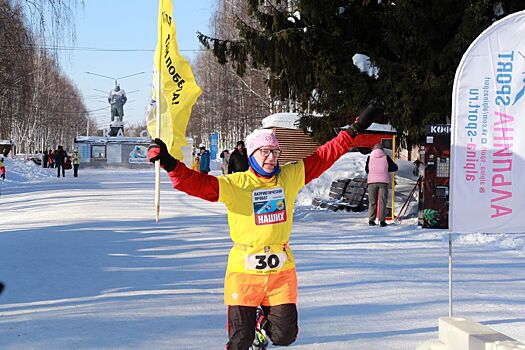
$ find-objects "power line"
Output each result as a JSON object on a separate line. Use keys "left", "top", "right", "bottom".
{"left": 0, "top": 44, "right": 206, "bottom": 53}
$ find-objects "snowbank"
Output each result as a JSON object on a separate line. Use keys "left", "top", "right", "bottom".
{"left": 297, "top": 151, "right": 418, "bottom": 206}
{"left": 0, "top": 157, "right": 55, "bottom": 184}
{"left": 262, "top": 112, "right": 301, "bottom": 129}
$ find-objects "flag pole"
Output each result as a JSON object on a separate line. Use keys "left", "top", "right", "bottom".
{"left": 154, "top": 0, "right": 163, "bottom": 222}
{"left": 448, "top": 232, "right": 453, "bottom": 316}
{"left": 391, "top": 135, "right": 396, "bottom": 220}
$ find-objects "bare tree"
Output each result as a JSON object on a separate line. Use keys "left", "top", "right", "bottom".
{"left": 0, "top": 0, "right": 87, "bottom": 153}
{"left": 189, "top": 0, "right": 272, "bottom": 150}
{"left": 17, "top": 0, "right": 84, "bottom": 53}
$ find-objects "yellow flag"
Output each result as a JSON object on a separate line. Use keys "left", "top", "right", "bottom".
{"left": 147, "top": 0, "right": 202, "bottom": 160}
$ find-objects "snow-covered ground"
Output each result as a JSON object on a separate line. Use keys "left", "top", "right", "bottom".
{"left": 0, "top": 154, "right": 524, "bottom": 349}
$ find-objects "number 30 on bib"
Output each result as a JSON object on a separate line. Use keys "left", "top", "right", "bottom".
{"left": 245, "top": 252, "right": 287, "bottom": 271}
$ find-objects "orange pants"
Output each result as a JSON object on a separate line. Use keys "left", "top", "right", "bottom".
{"left": 224, "top": 268, "right": 298, "bottom": 306}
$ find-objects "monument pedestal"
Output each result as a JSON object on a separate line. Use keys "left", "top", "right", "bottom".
{"left": 109, "top": 121, "right": 125, "bottom": 137}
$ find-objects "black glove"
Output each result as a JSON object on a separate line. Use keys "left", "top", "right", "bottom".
{"left": 348, "top": 98, "right": 385, "bottom": 137}
{"left": 148, "top": 138, "right": 178, "bottom": 172}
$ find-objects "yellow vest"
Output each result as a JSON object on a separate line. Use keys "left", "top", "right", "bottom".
{"left": 72, "top": 153, "right": 80, "bottom": 165}
{"left": 218, "top": 161, "right": 305, "bottom": 274}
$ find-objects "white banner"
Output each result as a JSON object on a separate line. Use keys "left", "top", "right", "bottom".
{"left": 450, "top": 11, "right": 525, "bottom": 233}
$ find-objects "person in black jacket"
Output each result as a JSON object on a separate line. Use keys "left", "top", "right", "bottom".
{"left": 55, "top": 145, "right": 68, "bottom": 178}
{"left": 42, "top": 149, "right": 48, "bottom": 168}
{"left": 227, "top": 141, "right": 249, "bottom": 174}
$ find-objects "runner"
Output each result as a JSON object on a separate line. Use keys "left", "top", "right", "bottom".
{"left": 148, "top": 99, "right": 384, "bottom": 349}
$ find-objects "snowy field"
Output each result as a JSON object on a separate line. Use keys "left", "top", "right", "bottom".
{"left": 0, "top": 154, "right": 524, "bottom": 349}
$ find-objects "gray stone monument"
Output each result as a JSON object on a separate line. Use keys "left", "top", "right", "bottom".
{"left": 108, "top": 85, "right": 127, "bottom": 136}
{"left": 108, "top": 85, "right": 127, "bottom": 122}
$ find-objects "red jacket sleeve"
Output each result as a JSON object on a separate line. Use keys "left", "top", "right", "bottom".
{"left": 303, "top": 131, "right": 355, "bottom": 184}
{"left": 166, "top": 161, "right": 219, "bottom": 202}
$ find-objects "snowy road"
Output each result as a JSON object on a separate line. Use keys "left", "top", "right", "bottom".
{"left": 0, "top": 162, "right": 524, "bottom": 349}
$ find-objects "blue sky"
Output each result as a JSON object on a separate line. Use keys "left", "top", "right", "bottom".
{"left": 59, "top": 1, "right": 214, "bottom": 127}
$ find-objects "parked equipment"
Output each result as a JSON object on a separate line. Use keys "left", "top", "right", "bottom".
{"left": 418, "top": 124, "right": 451, "bottom": 229}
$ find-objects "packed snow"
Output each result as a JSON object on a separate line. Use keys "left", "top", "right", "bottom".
{"left": 0, "top": 153, "right": 524, "bottom": 349}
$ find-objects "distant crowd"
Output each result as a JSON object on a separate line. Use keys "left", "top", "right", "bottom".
{"left": 40, "top": 147, "right": 81, "bottom": 178}
{"left": 191, "top": 140, "right": 249, "bottom": 175}
{"left": 0, "top": 146, "right": 81, "bottom": 181}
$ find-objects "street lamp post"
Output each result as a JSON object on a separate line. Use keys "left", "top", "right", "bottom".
{"left": 85, "top": 71, "right": 144, "bottom": 134}
{"left": 85, "top": 71, "right": 145, "bottom": 88}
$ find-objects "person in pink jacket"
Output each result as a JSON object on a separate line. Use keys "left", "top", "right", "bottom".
{"left": 365, "top": 143, "right": 398, "bottom": 227}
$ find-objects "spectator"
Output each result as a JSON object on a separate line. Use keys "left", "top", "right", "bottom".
{"left": 365, "top": 143, "right": 398, "bottom": 227}
{"left": 220, "top": 150, "right": 230, "bottom": 175}
{"left": 228, "top": 141, "right": 249, "bottom": 174}
{"left": 72, "top": 149, "right": 81, "bottom": 177}
{"left": 199, "top": 144, "right": 211, "bottom": 174}
{"left": 0, "top": 157, "right": 5, "bottom": 180}
{"left": 54, "top": 145, "right": 68, "bottom": 178}
{"left": 48, "top": 149, "right": 55, "bottom": 168}
{"left": 42, "top": 149, "right": 48, "bottom": 168}
{"left": 191, "top": 154, "right": 200, "bottom": 172}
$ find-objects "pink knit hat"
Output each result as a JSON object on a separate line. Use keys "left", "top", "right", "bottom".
{"left": 245, "top": 129, "right": 280, "bottom": 156}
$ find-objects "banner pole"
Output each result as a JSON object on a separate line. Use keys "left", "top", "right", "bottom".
{"left": 391, "top": 135, "right": 396, "bottom": 220}
{"left": 448, "top": 231, "right": 453, "bottom": 316}
{"left": 154, "top": 1, "right": 163, "bottom": 223}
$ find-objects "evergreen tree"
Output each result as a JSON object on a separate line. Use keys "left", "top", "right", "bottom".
{"left": 199, "top": 0, "right": 525, "bottom": 149}
{"left": 377, "top": 0, "right": 525, "bottom": 150}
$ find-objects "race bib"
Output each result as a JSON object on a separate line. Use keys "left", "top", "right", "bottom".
{"left": 253, "top": 187, "right": 287, "bottom": 225}
{"left": 244, "top": 251, "right": 288, "bottom": 271}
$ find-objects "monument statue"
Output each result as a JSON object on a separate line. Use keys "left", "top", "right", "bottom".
{"left": 108, "top": 85, "right": 127, "bottom": 122}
